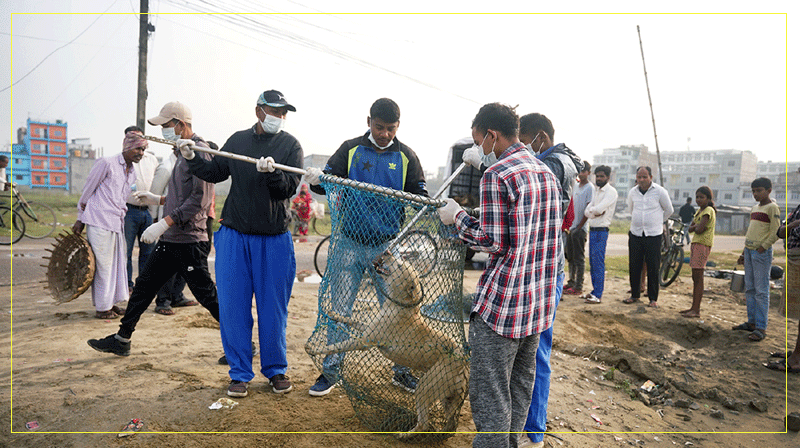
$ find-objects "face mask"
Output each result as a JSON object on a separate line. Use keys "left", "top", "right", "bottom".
{"left": 524, "top": 133, "right": 545, "bottom": 154}
{"left": 479, "top": 132, "right": 497, "bottom": 167}
{"left": 260, "top": 109, "right": 285, "bottom": 134}
{"left": 161, "top": 126, "right": 179, "bottom": 142}
{"left": 368, "top": 131, "right": 395, "bottom": 150}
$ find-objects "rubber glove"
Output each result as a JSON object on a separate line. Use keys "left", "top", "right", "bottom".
{"left": 257, "top": 156, "right": 276, "bottom": 173}
{"left": 177, "top": 139, "right": 195, "bottom": 160}
{"left": 141, "top": 219, "right": 170, "bottom": 244}
{"left": 438, "top": 198, "right": 462, "bottom": 225}
{"left": 304, "top": 167, "right": 323, "bottom": 186}
{"left": 133, "top": 191, "right": 162, "bottom": 206}
{"left": 462, "top": 145, "right": 483, "bottom": 169}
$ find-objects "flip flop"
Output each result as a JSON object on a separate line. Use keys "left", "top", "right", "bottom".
{"left": 172, "top": 298, "right": 200, "bottom": 307}
{"left": 748, "top": 329, "right": 766, "bottom": 342}
{"left": 764, "top": 359, "right": 800, "bottom": 374}
{"left": 95, "top": 310, "right": 119, "bottom": 319}
{"left": 681, "top": 311, "right": 700, "bottom": 318}
{"left": 732, "top": 322, "right": 755, "bottom": 331}
{"left": 769, "top": 351, "right": 793, "bottom": 359}
{"left": 154, "top": 306, "right": 175, "bottom": 316}
{"left": 648, "top": 301, "right": 659, "bottom": 308}
{"left": 623, "top": 297, "right": 640, "bottom": 304}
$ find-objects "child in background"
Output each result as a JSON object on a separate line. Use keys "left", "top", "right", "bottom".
{"left": 680, "top": 186, "right": 716, "bottom": 318}
{"left": 733, "top": 177, "right": 781, "bottom": 341}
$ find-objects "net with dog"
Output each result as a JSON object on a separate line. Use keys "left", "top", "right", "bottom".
{"left": 304, "top": 176, "right": 469, "bottom": 441}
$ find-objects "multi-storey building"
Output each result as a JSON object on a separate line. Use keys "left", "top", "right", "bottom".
{"left": 591, "top": 144, "right": 658, "bottom": 210}
{"left": 660, "top": 149, "right": 757, "bottom": 207}
{"left": 10, "top": 119, "right": 70, "bottom": 190}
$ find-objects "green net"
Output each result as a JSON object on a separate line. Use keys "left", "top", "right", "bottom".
{"left": 305, "top": 177, "right": 470, "bottom": 441}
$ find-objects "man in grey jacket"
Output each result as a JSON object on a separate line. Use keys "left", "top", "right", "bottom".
{"left": 87, "top": 101, "right": 220, "bottom": 356}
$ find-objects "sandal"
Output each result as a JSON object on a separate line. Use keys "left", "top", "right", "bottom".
{"left": 764, "top": 358, "right": 800, "bottom": 374}
{"left": 769, "top": 351, "right": 793, "bottom": 359}
{"left": 732, "top": 322, "right": 755, "bottom": 332}
{"left": 172, "top": 298, "right": 200, "bottom": 307}
{"left": 154, "top": 306, "right": 175, "bottom": 316}
{"left": 648, "top": 301, "right": 659, "bottom": 308}
{"left": 95, "top": 310, "right": 119, "bottom": 319}
{"left": 748, "top": 329, "right": 766, "bottom": 342}
{"left": 111, "top": 305, "right": 126, "bottom": 316}
{"left": 623, "top": 297, "right": 640, "bottom": 304}
{"left": 680, "top": 310, "right": 700, "bottom": 318}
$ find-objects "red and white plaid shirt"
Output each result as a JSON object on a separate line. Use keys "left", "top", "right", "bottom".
{"left": 454, "top": 143, "right": 561, "bottom": 338}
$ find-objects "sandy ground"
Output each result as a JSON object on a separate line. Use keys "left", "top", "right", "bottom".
{"left": 1, "top": 235, "right": 799, "bottom": 448}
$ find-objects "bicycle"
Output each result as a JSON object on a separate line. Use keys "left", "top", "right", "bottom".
{"left": 313, "top": 229, "right": 439, "bottom": 278}
{"left": 0, "top": 205, "right": 26, "bottom": 245}
{"left": 659, "top": 217, "right": 685, "bottom": 287}
{"left": 7, "top": 184, "right": 58, "bottom": 239}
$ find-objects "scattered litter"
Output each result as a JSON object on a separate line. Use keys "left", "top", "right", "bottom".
{"left": 589, "top": 390, "right": 596, "bottom": 395}
{"left": 592, "top": 406, "right": 601, "bottom": 409}
{"left": 614, "top": 436, "right": 623, "bottom": 441}
{"left": 209, "top": 397, "right": 238, "bottom": 410}
{"left": 25, "top": 421, "right": 39, "bottom": 430}
{"left": 654, "top": 436, "right": 661, "bottom": 441}
{"left": 596, "top": 365, "right": 607, "bottom": 371}
{"left": 640, "top": 380, "right": 656, "bottom": 392}
{"left": 657, "top": 409, "right": 665, "bottom": 418}
{"left": 590, "top": 414, "right": 603, "bottom": 424}
{"left": 685, "top": 443, "right": 694, "bottom": 446}
{"left": 117, "top": 418, "right": 143, "bottom": 438}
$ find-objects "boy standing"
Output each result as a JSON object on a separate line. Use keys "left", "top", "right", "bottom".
{"left": 733, "top": 177, "right": 781, "bottom": 342}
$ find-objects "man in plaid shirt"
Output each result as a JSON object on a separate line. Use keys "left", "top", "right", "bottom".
{"left": 439, "top": 103, "right": 561, "bottom": 448}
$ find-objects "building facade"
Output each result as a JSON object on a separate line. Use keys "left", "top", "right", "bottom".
{"left": 591, "top": 144, "right": 659, "bottom": 210}
{"left": 660, "top": 149, "right": 758, "bottom": 207}
{"left": 11, "top": 119, "right": 70, "bottom": 190}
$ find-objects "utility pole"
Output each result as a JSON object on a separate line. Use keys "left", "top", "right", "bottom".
{"left": 136, "top": 0, "right": 150, "bottom": 130}
{"left": 636, "top": 25, "right": 665, "bottom": 186}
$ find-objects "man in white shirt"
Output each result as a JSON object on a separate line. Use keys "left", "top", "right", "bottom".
{"left": 581, "top": 165, "right": 618, "bottom": 304}
{"left": 564, "top": 162, "right": 594, "bottom": 296}
{"left": 123, "top": 126, "right": 159, "bottom": 294}
{"left": 0, "top": 155, "right": 10, "bottom": 192}
{"left": 624, "top": 166, "right": 673, "bottom": 307}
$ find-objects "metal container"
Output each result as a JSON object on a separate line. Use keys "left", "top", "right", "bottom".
{"left": 730, "top": 270, "right": 746, "bottom": 292}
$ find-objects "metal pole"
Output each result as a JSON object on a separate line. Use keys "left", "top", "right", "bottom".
{"left": 637, "top": 25, "right": 665, "bottom": 186}
{"left": 136, "top": 0, "right": 149, "bottom": 130}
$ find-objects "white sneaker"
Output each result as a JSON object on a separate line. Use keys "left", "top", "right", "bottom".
{"left": 518, "top": 435, "right": 544, "bottom": 448}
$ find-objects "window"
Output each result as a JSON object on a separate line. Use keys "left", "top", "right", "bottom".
{"left": 727, "top": 177, "right": 734, "bottom": 183}
{"left": 728, "top": 160, "right": 736, "bottom": 167}
{"left": 792, "top": 192, "right": 800, "bottom": 200}
{"left": 15, "top": 175, "right": 23, "bottom": 180}
{"left": 724, "top": 193, "right": 732, "bottom": 200}
{"left": 699, "top": 177, "right": 706, "bottom": 183}
{"left": 743, "top": 190, "right": 749, "bottom": 198}
{"left": 683, "top": 192, "right": 690, "bottom": 198}
{"left": 686, "top": 177, "right": 692, "bottom": 183}
{"left": 674, "top": 190, "right": 680, "bottom": 199}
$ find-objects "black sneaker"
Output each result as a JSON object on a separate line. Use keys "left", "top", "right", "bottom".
{"left": 270, "top": 374, "right": 292, "bottom": 394}
{"left": 218, "top": 341, "right": 258, "bottom": 365}
{"left": 227, "top": 380, "right": 248, "bottom": 397}
{"left": 391, "top": 371, "right": 418, "bottom": 392}
{"left": 308, "top": 374, "right": 335, "bottom": 397}
{"left": 87, "top": 334, "right": 130, "bottom": 356}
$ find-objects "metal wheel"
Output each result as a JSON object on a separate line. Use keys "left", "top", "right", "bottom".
{"left": 392, "top": 229, "right": 439, "bottom": 278}
{"left": 0, "top": 206, "right": 26, "bottom": 245}
{"left": 659, "top": 245, "right": 684, "bottom": 287}
{"left": 311, "top": 215, "right": 330, "bottom": 236}
{"left": 16, "top": 201, "right": 57, "bottom": 239}
{"left": 314, "top": 235, "right": 331, "bottom": 277}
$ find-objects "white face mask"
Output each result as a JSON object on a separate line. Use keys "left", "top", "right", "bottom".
{"left": 260, "top": 109, "right": 285, "bottom": 134}
{"left": 524, "top": 133, "right": 545, "bottom": 154}
{"left": 161, "top": 126, "right": 179, "bottom": 142}
{"left": 367, "top": 131, "right": 394, "bottom": 150}
{"left": 478, "top": 132, "right": 497, "bottom": 167}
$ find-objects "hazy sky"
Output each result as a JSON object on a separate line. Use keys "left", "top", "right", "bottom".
{"left": 2, "top": 1, "right": 792, "bottom": 173}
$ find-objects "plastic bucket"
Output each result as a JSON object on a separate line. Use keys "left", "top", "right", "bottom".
{"left": 730, "top": 270, "right": 745, "bottom": 292}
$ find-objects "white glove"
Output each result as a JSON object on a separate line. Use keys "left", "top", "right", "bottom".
{"left": 462, "top": 145, "right": 483, "bottom": 169}
{"left": 304, "top": 167, "right": 323, "bottom": 186}
{"left": 438, "top": 198, "right": 462, "bottom": 225}
{"left": 177, "top": 138, "right": 195, "bottom": 160}
{"left": 133, "top": 191, "right": 162, "bottom": 206}
{"left": 141, "top": 219, "right": 170, "bottom": 244}
{"left": 257, "top": 156, "right": 276, "bottom": 173}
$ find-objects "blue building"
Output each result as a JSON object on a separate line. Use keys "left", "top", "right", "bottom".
{"left": 10, "top": 119, "right": 69, "bottom": 190}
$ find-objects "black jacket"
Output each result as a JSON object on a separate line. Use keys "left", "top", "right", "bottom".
{"left": 187, "top": 125, "right": 303, "bottom": 235}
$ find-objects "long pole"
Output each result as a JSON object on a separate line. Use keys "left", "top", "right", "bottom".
{"left": 636, "top": 25, "right": 665, "bottom": 186}
{"left": 136, "top": 0, "right": 149, "bottom": 130}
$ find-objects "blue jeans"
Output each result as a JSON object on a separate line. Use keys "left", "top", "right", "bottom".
{"left": 124, "top": 207, "right": 154, "bottom": 289}
{"left": 524, "top": 272, "right": 564, "bottom": 443}
{"left": 682, "top": 221, "right": 692, "bottom": 245}
{"left": 744, "top": 247, "right": 772, "bottom": 331}
{"left": 589, "top": 228, "right": 609, "bottom": 298}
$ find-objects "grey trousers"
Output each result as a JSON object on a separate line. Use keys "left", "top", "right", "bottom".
{"left": 566, "top": 227, "right": 587, "bottom": 288}
{"left": 469, "top": 314, "right": 540, "bottom": 448}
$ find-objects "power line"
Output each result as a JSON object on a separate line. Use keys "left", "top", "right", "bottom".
{"left": 1, "top": 0, "right": 121, "bottom": 93}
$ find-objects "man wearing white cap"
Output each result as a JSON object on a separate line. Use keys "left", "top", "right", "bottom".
{"left": 183, "top": 90, "right": 303, "bottom": 397}
{"left": 87, "top": 101, "right": 220, "bottom": 357}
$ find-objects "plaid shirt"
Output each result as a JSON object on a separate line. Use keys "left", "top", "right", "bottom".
{"left": 785, "top": 204, "right": 800, "bottom": 250}
{"left": 454, "top": 143, "right": 561, "bottom": 338}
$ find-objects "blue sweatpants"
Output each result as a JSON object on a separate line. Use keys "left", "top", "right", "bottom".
{"left": 215, "top": 225, "right": 295, "bottom": 382}
{"left": 524, "top": 272, "right": 563, "bottom": 443}
{"left": 589, "top": 228, "right": 610, "bottom": 298}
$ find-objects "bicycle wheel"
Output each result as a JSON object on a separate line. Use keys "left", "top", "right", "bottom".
{"left": 16, "top": 201, "right": 57, "bottom": 239}
{"left": 659, "top": 245, "right": 684, "bottom": 287}
{"left": 314, "top": 235, "right": 331, "bottom": 277}
{"left": 0, "top": 206, "right": 26, "bottom": 245}
{"left": 311, "top": 215, "right": 330, "bottom": 236}
{"left": 393, "top": 229, "right": 439, "bottom": 278}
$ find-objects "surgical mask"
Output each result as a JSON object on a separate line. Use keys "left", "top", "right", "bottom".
{"left": 524, "top": 133, "right": 545, "bottom": 154}
{"left": 479, "top": 132, "right": 497, "bottom": 167}
{"left": 161, "top": 126, "right": 179, "bottom": 142}
{"left": 368, "top": 131, "right": 395, "bottom": 150}
{"left": 260, "top": 109, "right": 285, "bottom": 134}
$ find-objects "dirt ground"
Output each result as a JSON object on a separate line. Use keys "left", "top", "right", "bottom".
{"left": 2, "top": 236, "right": 799, "bottom": 448}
